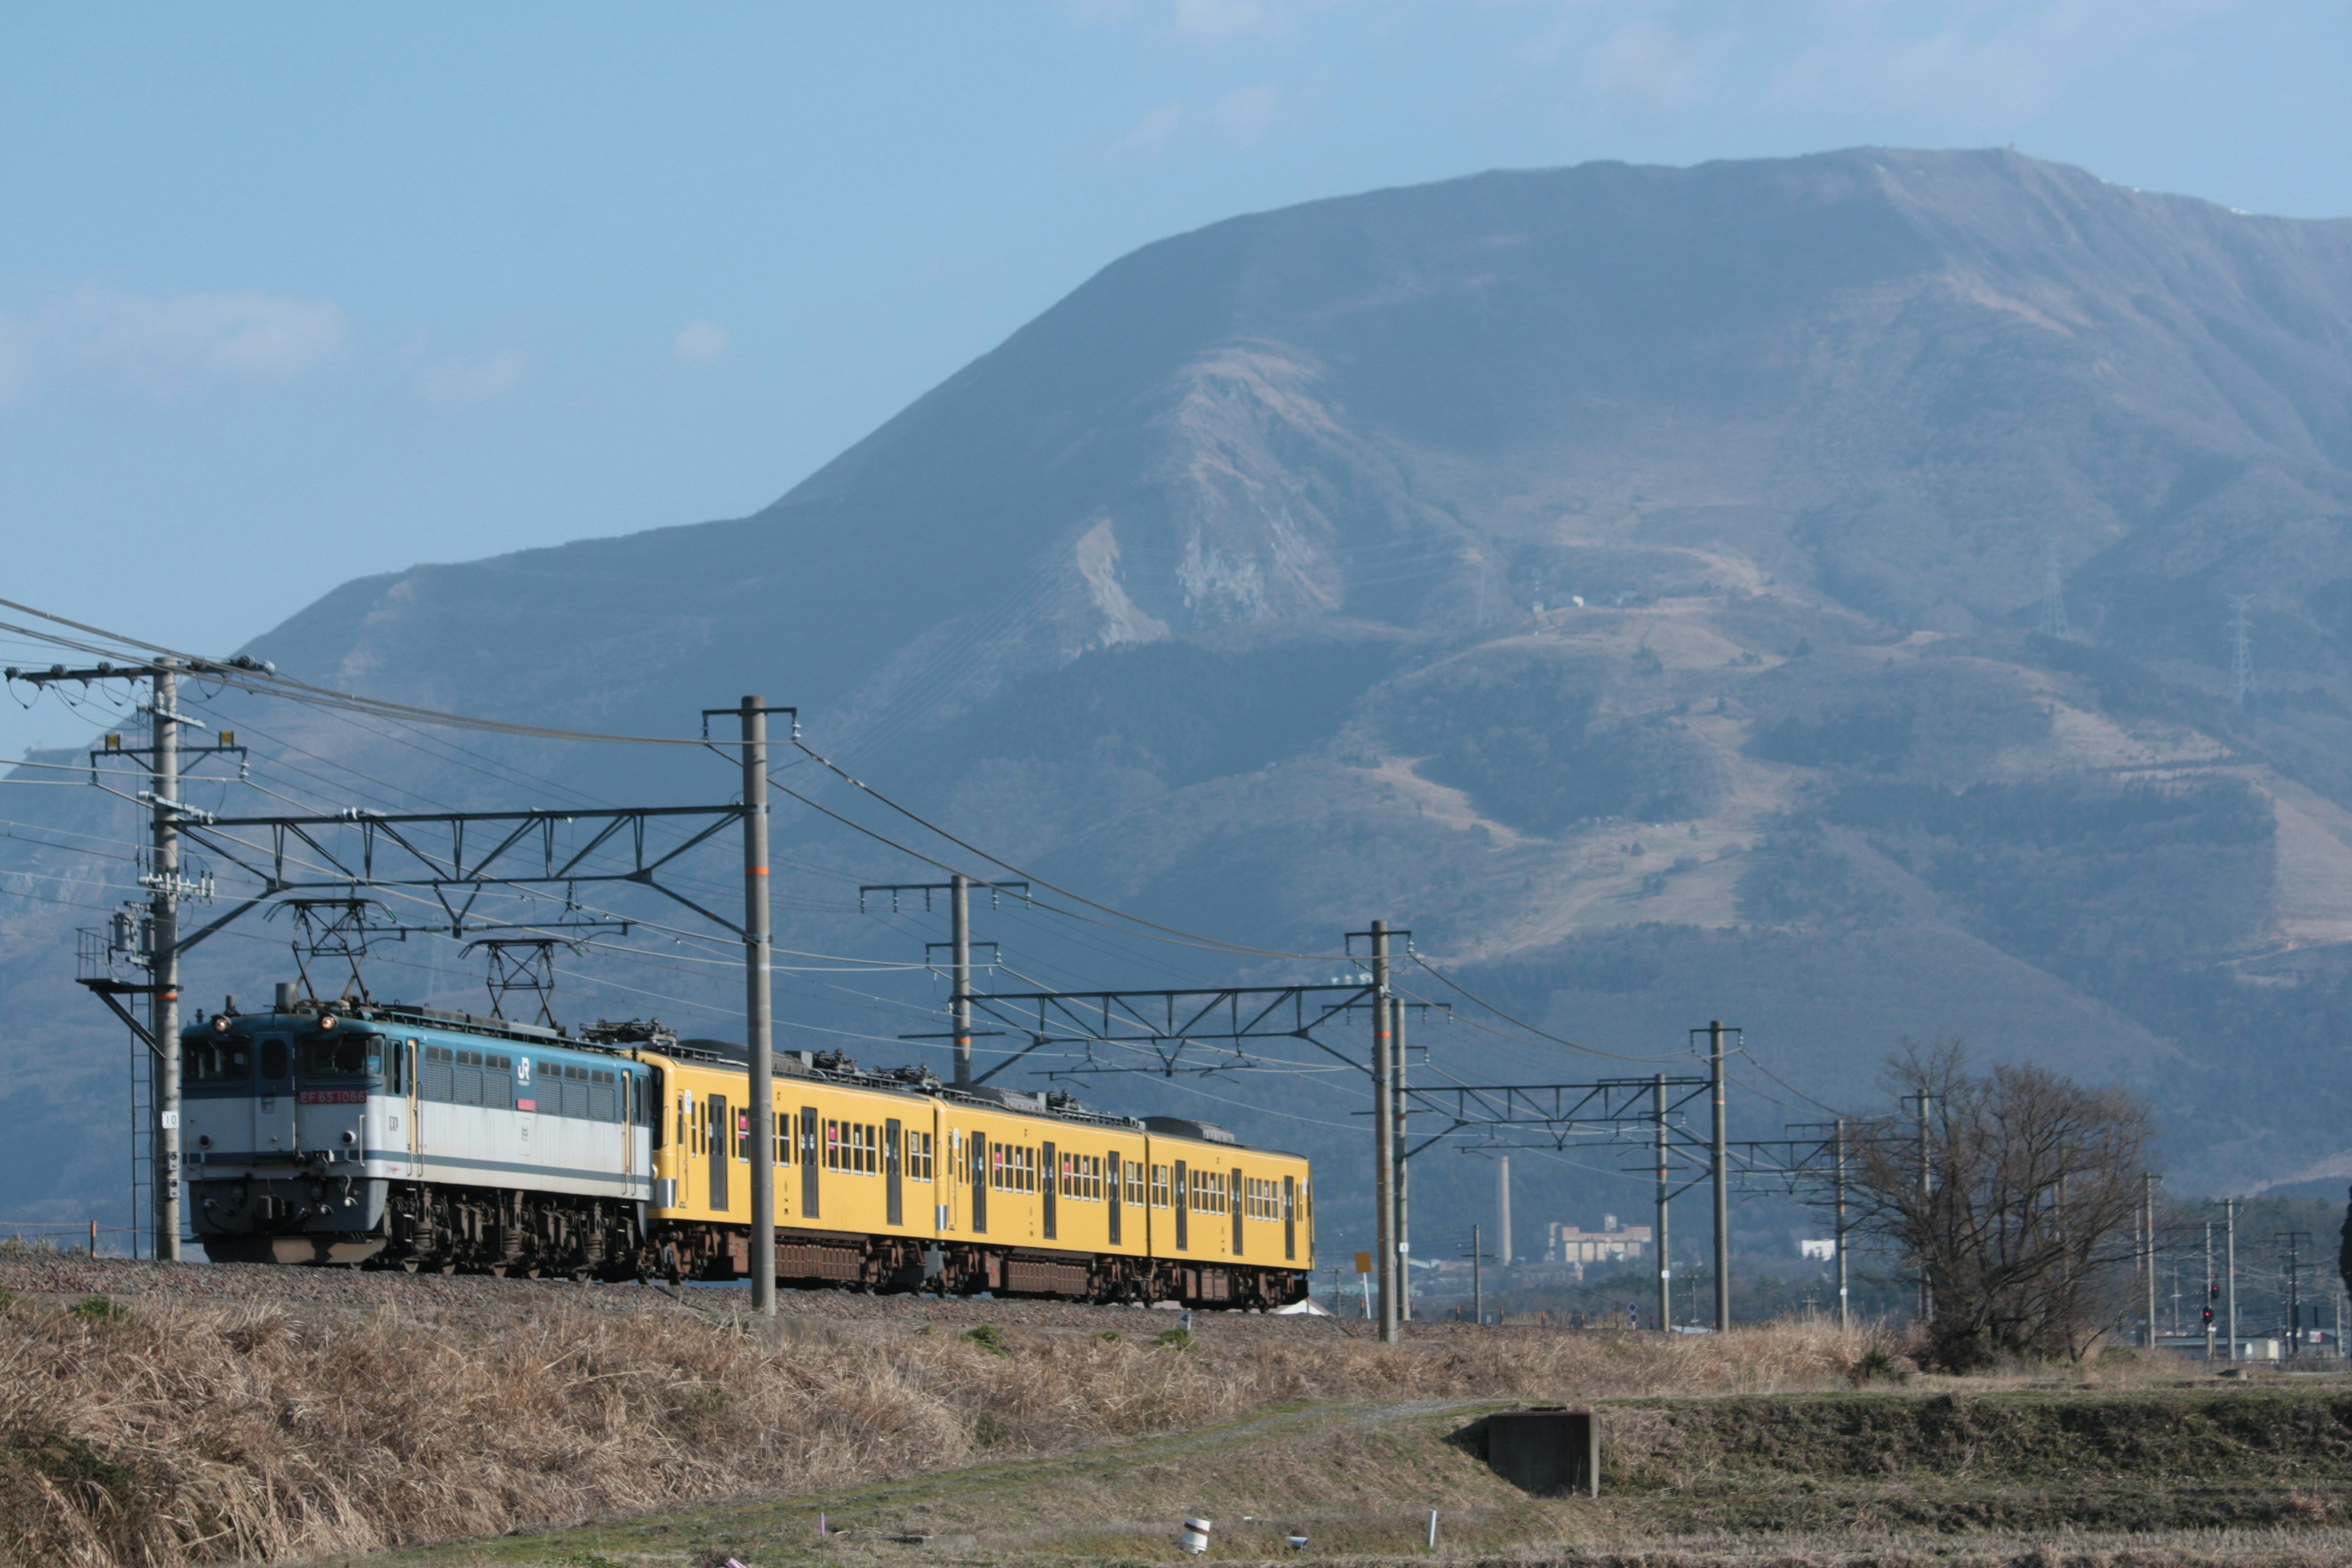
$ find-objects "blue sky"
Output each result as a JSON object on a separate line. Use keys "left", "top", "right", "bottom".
{"left": 1, "top": 1, "right": 2343, "bottom": 754}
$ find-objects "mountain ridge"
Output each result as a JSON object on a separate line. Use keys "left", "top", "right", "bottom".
{"left": 4, "top": 146, "right": 2351, "bottom": 1241}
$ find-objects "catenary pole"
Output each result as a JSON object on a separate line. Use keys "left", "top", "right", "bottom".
{"left": 152, "top": 662, "right": 181, "bottom": 1262}
{"left": 1371, "top": 921, "right": 1397, "bottom": 1344}
{"left": 1498, "top": 1154, "right": 1512, "bottom": 1268}
{"left": 2205, "top": 1220, "right": 2216, "bottom": 1362}
{"left": 1834, "top": 1117, "right": 1850, "bottom": 1332}
{"left": 1710, "top": 1020, "right": 1730, "bottom": 1332}
{"left": 2144, "top": 1174, "right": 2158, "bottom": 1349}
{"left": 1654, "top": 1072, "right": 1670, "bottom": 1332}
{"left": 2226, "top": 1199, "right": 2238, "bottom": 1363}
{"left": 1382, "top": 1001, "right": 1401, "bottom": 1316}
{"left": 951, "top": 872, "right": 972, "bottom": 1087}
{"left": 742, "top": 696, "right": 775, "bottom": 1316}
{"left": 1472, "top": 1222, "right": 1483, "bottom": 1327}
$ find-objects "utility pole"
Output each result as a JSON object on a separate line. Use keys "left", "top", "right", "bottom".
{"left": 742, "top": 696, "right": 775, "bottom": 1317}
{"left": 1914, "top": 1092, "right": 1934, "bottom": 1325}
{"left": 2226, "top": 1199, "right": 2239, "bottom": 1363}
{"left": 1709, "top": 1021, "right": 1730, "bottom": 1333}
{"left": 951, "top": 872, "right": 972, "bottom": 1086}
{"left": 1653, "top": 1072, "right": 1671, "bottom": 1333}
{"left": 2144, "top": 1174, "right": 2159, "bottom": 1350}
{"left": 2279, "top": 1229, "right": 2310, "bottom": 1359}
{"left": 1833, "top": 1118, "right": 1850, "bottom": 1332}
{"left": 1393, "top": 992, "right": 1411, "bottom": 1321}
{"left": 1370, "top": 920, "right": 1398, "bottom": 1344}
{"left": 9, "top": 655, "right": 249, "bottom": 1261}
{"left": 2205, "top": 1220, "right": 2216, "bottom": 1363}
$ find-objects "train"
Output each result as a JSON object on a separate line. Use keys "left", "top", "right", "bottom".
{"left": 178, "top": 989, "right": 1315, "bottom": 1307}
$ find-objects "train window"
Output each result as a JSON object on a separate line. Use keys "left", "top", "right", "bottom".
{"left": 1150, "top": 1164, "right": 1170, "bottom": 1208}
{"left": 906, "top": 1129, "right": 933, "bottom": 1181}
{"left": 1125, "top": 1160, "right": 1145, "bottom": 1207}
{"left": 182, "top": 1037, "right": 252, "bottom": 1082}
{"left": 258, "top": 1039, "right": 290, "bottom": 1080}
{"left": 1189, "top": 1168, "right": 1227, "bottom": 1215}
{"left": 823, "top": 1119, "right": 840, "bottom": 1171}
{"left": 1061, "top": 1153, "right": 1101, "bottom": 1201}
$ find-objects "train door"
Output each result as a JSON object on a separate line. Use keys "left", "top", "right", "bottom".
{"left": 1040, "top": 1140, "right": 1057, "bottom": 1240}
{"left": 1283, "top": 1174, "right": 1297, "bottom": 1261}
{"left": 405, "top": 1039, "right": 421, "bottom": 1172}
{"left": 255, "top": 1033, "right": 295, "bottom": 1155}
{"left": 706, "top": 1094, "right": 729, "bottom": 1212}
{"left": 885, "top": 1117, "right": 903, "bottom": 1226}
{"left": 1173, "top": 1158, "right": 1188, "bottom": 1251}
{"left": 971, "top": 1131, "right": 988, "bottom": 1234}
{"left": 1106, "top": 1151, "right": 1121, "bottom": 1246}
{"left": 799, "top": 1107, "right": 819, "bottom": 1220}
{"left": 1231, "top": 1164, "right": 1245, "bottom": 1256}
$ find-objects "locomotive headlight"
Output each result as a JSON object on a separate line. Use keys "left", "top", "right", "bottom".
{"left": 318, "top": 1014, "right": 337, "bottom": 1030}
{"left": 212, "top": 1015, "right": 229, "bottom": 1033}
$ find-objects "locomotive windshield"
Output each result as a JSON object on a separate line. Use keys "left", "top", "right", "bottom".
{"left": 298, "top": 1034, "right": 377, "bottom": 1078}
{"left": 183, "top": 1037, "right": 252, "bottom": 1082}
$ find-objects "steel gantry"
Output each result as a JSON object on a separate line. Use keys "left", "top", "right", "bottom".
{"left": 960, "top": 930, "right": 1449, "bottom": 1344}
{"left": 29, "top": 686, "right": 798, "bottom": 1317}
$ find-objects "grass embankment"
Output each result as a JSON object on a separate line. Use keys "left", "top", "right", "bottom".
{"left": 0, "top": 1286, "right": 1856, "bottom": 1567}
{"left": 402, "top": 1382, "right": 2352, "bottom": 1568}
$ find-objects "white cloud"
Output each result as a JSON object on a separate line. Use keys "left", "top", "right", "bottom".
{"left": 1205, "top": 83, "right": 1283, "bottom": 146}
{"left": 0, "top": 315, "right": 29, "bottom": 405}
{"left": 671, "top": 320, "right": 730, "bottom": 364}
{"left": 1167, "top": 0, "right": 1295, "bottom": 45}
{"left": 1581, "top": 15, "right": 1732, "bottom": 115}
{"left": 412, "top": 347, "right": 529, "bottom": 405}
{"left": 8, "top": 287, "right": 347, "bottom": 397}
{"left": 1768, "top": 0, "right": 2244, "bottom": 126}
{"left": 1113, "top": 100, "right": 1188, "bottom": 155}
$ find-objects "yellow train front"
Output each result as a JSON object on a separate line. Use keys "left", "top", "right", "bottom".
{"left": 643, "top": 1046, "right": 1313, "bottom": 1306}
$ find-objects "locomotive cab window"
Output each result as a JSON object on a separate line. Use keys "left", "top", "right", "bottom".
{"left": 183, "top": 1037, "right": 252, "bottom": 1082}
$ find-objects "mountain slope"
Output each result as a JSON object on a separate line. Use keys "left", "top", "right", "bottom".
{"left": 4, "top": 148, "right": 2351, "bottom": 1246}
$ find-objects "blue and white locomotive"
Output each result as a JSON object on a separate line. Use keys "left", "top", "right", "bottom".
{"left": 183, "top": 986, "right": 657, "bottom": 1274}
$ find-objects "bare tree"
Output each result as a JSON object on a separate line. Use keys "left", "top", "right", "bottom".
{"left": 1851, "top": 1040, "right": 2151, "bottom": 1370}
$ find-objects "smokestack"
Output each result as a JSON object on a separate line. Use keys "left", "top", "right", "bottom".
{"left": 1498, "top": 1155, "right": 1513, "bottom": 1267}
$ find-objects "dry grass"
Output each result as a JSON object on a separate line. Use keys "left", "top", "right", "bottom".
{"left": 0, "top": 1293, "right": 1873, "bottom": 1567}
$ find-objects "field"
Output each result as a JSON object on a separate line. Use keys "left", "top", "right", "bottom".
{"left": 4, "top": 1256, "right": 2351, "bottom": 1568}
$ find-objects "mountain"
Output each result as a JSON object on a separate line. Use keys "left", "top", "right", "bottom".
{"left": 4, "top": 148, "right": 2351, "bottom": 1257}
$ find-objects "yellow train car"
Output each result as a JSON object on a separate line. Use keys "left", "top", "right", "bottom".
{"left": 637, "top": 1045, "right": 1313, "bottom": 1307}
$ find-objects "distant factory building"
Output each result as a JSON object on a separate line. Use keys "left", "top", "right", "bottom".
{"left": 1547, "top": 1216, "right": 1651, "bottom": 1264}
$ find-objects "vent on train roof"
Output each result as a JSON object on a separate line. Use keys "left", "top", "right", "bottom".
{"left": 1141, "top": 1116, "right": 1238, "bottom": 1145}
